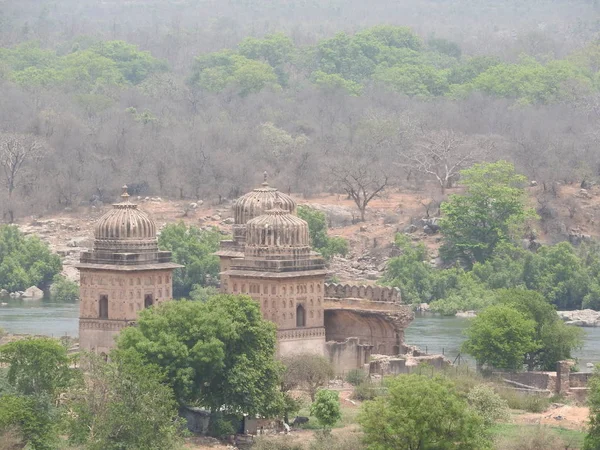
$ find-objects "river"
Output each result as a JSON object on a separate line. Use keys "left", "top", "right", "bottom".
{"left": 1, "top": 301, "right": 599, "bottom": 370}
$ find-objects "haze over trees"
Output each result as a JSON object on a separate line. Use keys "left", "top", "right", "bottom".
{"left": 0, "top": 1, "right": 598, "bottom": 223}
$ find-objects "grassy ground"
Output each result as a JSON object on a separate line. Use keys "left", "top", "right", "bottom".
{"left": 491, "top": 423, "right": 585, "bottom": 449}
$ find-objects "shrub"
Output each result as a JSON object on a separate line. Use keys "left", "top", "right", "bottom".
{"left": 351, "top": 382, "right": 379, "bottom": 401}
{"left": 345, "top": 369, "right": 366, "bottom": 386}
{"left": 49, "top": 275, "right": 79, "bottom": 302}
{"left": 496, "top": 388, "right": 550, "bottom": 413}
{"left": 467, "top": 384, "right": 509, "bottom": 425}
{"left": 310, "top": 390, "right": 341, "bottom": 431}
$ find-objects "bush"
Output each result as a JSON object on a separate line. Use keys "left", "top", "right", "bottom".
{"left": 351, "top": 382, "right": 379, "bottom": 401}
{"left": 345, "top": 369, "right": 366, "bottom": 386}
{"left": 49, "top": 275, "right": 79, "bottom": 302}
{"left": 496, "top": 388, "right": 550, "bottom": 413}
{"left": 467, "top": 384, "right": 509, "bottom": 425}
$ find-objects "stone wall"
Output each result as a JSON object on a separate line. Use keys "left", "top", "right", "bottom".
{"left": 369, "top": 355, "right": 449, "bottom": 376}
{"left": 325, "top": 337, "right": 372, "bottom": 374}
{"left": 496, "top": 361, "right": 590, "bottom": 395}
{"left": 324, "top": 309, "right": 404, "bottom": 355}
{"left": 278, "top": 328, "right": 326, "bottom": 357}
{"left": 495, "top": 371, "right": 556, "bottom": 392}
{"left": 324, "top": 283, "right": 402, "bottom": 303}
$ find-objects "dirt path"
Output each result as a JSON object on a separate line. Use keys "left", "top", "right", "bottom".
{"left": 513, "top": 404, "right": 589, "bottom": 431}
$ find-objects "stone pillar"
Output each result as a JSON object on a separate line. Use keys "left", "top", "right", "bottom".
{"left": 556, "top": 360, "right": 573, "bottom": 394}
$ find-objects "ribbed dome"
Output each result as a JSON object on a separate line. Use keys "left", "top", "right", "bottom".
{"left": 234, "top": 173, "right": 296, "bottom": 225}
{"left": 246, "top": 203, "right": 310, "bottom": 249}
{"left": 93, "top": 186, "right": 158, "bottom": 253}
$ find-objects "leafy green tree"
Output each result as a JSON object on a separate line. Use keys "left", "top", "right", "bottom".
{"left": 523, "top": 242, "right": 592, "bottom": 310}
{"left": 116, "top": 295, "right": 284, "bottom": 416}
{"left": 0, "top": 394, "right": 58, "bottom": 450}
{"left": 0, "top": 337, "right": 74, "bottom": 398}
{"left": 158, "top": 222, "right": 221, "bottom": 298}
{"left": 0, "top": 225, "right": 61, "bottom": 291}
{"left": 496, "top": 289, "right": 583, "bottom": 370}
{"left": 439, "top": 161, "right": 534, "bottom": 266}
{"left": 585, "top": 365, "right": 600, "bottom": 450}
{"left": 67, "top": 352, "right": 182, "bottom": 450}
{"left": 310, "top": 390, "right": 341, "bottom": 432}
{"left": 281, "top": 353, "right": 334, "bottom": 402}
{"left": 462, "top": 305, "right": 538, "bottom": 370}
{"left": 90, "top": 40, "right": 168, "bottom": 84}
{"left": 374, "top": 64, "right": 449, "bottom": 97}
{"left": 466, "top": 384, "right": 509, "bottom": 426}
{"left": 190, "top": 50, "right": 279, "bottom": 95}
{"left": 469, "top": 57, "right": 591, "bottom": 104}
{"left": 49, "top": 274, "right": 79, "bottom": 302}
{"left": 381, "top": 233, "right": 439, "bottom": 303}
{"left": 311, "top": 70, "right": 363, "bottom": 95}
{"left": 297, "top": 206, "right": 348, "bottom": 260}
{"left": 0, "top": 338, "right": 76, "bottom": 450}
{"left": 359, "top": 374, "right": 491, "bottom": 450}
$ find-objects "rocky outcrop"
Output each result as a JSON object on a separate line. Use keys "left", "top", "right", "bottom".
{"left": 558, "top": 309, "right": 600, "bottom": 327}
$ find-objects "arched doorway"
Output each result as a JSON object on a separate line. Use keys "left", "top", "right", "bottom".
{"left": 296, "top": 304, "right": 305, "bottom": 327}
{"left": 99, "top": 295, "right": 108, "bottom": 319}
{"left": 144, "top": 294, "right": 154, "bottom": 309}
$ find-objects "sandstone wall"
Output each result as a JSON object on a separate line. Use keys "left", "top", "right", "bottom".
{"left": 278, "top": 328, "right": 326, "bottom": 357}
{"left": 325, "top": 337, "right": 372, "bottom": 374}
{"left": 325, "top": 309, "right": 400, "bottom": 355}
{"left": 324, "top": 283, "right": 402, "bottom": 303}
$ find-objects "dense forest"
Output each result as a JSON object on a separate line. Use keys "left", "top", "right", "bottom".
{"left": 0, "top": 0, "right": 599, "bottom": 224}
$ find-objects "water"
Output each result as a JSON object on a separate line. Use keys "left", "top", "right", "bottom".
{"left": 1, "top": 302, "right": 599, "bottom": 371}
{"left": 0, "top": 297, "right": 79, "bottom": 337}
{"left": 405, "top": 312, "right": 600, "bottom": 371}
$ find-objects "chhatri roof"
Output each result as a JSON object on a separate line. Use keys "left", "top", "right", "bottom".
{"left": 93, "top": 185, "right": 158, "bottom": 253}
{"left": 233, "top": 172, "right": 296, "bottom": 225}
{"left": 246, "top": 201, "right": 310, "bottom": 248}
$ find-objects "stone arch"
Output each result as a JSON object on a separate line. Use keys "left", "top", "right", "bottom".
{"left": 144, "top": 294, "right": 153, "bottom": 309}
{"left": 99, "top": 295, "right": 108, "bottom": 319}
{"left": 296, "top": 305, "right": 306, "bottom": 327}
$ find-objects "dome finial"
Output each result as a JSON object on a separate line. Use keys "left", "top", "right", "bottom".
{"left": 262, "top": 171, "right": 269, "bottom": 187}
{"left": 121, "top": 185, "right": 130, "bottom": 202}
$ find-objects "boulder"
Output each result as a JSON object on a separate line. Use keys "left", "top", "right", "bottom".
{"left": 557, "top": 309, "right": 600, "bottom": 327}
{"left": 22, "top": 286, "right": 43, "bottom": 300}
{"left": 67, "top": 237, "right": 91, "bottom": 248}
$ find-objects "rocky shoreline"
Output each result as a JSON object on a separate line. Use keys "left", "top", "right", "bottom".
{"left": 557, "top": 309, "right": 600, "bottom": 327}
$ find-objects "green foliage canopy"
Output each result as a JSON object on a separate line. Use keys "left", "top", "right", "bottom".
{"left": 157, "top": 222, "right": 221, "bottom": 298}
{"left": 49, "top": 274, "right": 79, "bottom": 302}
{"left": 297, "top": 206, "right": 348, "bottom": 260}
{"left": 116, "top": 295, "right": 284, "bottom": 416}
{"left": 359, "top": 374, "right": 491, "bottom": 450}
{"left": 310, "top": 389, "right": 342, "bottom": 431}
{"left": 462, "top": 304, "right": 539, "bottom": 370}
{"left": 67, "top": 352, "right": 182, "bottom": 450}
{"left": 585, "top": 364, "right": 600, "bottom": 450}
{"left": 0, "top": 225, "right": 61, "bottom": 292}
{"left": 439, "top": 161, "right": 534, "bottom": 266}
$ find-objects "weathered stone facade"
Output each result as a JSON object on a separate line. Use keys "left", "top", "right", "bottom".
{"left": 219, "top": 177, "right": 326, "bottom": 357}
{"left": 76, "top": 186, "right": 180, "bottom": 354}
{"left": 217, "top": 177, "right": 414, "bottom": 367}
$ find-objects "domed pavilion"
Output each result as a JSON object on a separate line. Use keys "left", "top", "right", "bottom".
{"left": 220, "top": 186, "right": 327, "bottom": 356}
{"left": 76, "top": 186, "right": 181, "bottom": 354}
{"left": 216, "top": 172, "right": 295, "bottom": 292}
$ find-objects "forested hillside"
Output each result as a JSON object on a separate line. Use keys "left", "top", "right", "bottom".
{"left": 0, "top": 0, "right": 599, "bottom": 223}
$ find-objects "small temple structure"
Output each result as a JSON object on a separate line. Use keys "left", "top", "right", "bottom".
{"left": 76, "top": 186, "right": 180, "bottom": 354}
